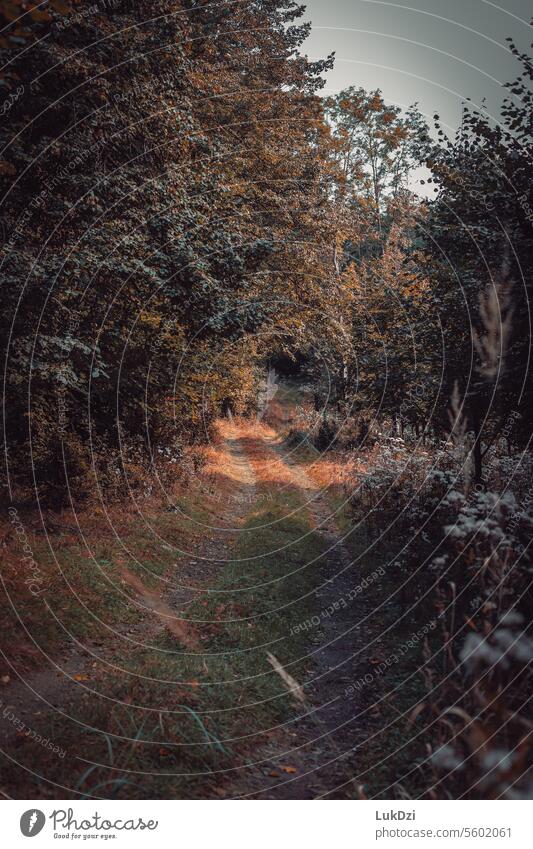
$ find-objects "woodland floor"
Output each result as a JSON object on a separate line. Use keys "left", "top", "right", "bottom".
{"left": 0, "top": 384, "right": 423, "bottom": 799}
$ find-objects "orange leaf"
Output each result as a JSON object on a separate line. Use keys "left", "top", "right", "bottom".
{"left": 0, "top": 160, "right": 16, "bottom": 176}
{"left": 50, "top": 0, "right": 72, "bottom": 13}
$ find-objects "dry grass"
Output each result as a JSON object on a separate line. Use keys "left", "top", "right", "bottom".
{"left": 304, "top": 451, "right": 367, "bottom": 491}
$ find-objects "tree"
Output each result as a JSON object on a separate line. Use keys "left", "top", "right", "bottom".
{"left": 325, "top": 87, "right": 426, "bottom": 238}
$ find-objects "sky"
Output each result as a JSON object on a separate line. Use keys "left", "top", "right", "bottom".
{"left": 302, "top": 0, "right": 532, "bottom": 134}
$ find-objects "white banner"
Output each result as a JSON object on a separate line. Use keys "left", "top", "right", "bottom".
{"left": 1, "top": 800, "right": 531, "bottom": 848}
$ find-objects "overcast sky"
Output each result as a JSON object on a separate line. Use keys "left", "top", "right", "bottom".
{"left": 302, "top": 0, "right": 532, "bottom": 134}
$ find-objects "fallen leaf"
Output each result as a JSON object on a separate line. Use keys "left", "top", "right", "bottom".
{"left": 0, "top": 675, "right": 10, "bottom": 684}
{"left": 73, "top": 674, "right": 89, "bottom": 682}
{"left": 281, "top": 765, "right": 297, "bottom": 774}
